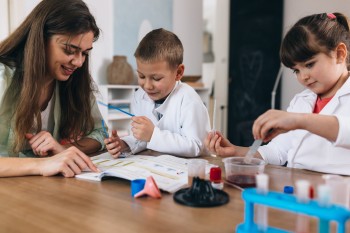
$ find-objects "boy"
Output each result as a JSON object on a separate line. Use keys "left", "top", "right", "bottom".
{"left": 105, "top": 28, "right": 210, "bottom": 157}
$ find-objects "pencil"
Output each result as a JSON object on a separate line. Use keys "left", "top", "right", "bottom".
{"left": 212, "top": 99, "right": 216, "bottom": 133}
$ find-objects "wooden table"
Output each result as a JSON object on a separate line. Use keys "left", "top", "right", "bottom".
{"left": 0, "top": 155, "right": 329, "bottom": 233}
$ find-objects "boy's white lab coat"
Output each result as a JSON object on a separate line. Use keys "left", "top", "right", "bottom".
{"left": 122, "top": 81, "right": 210, "bottom": 157}
{"left": 259, "top": 76, "right": 350, "bottom": 175}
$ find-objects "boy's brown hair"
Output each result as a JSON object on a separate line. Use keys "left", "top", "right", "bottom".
{"left": 134, "top": 28, "right": 183, "bottom": 70}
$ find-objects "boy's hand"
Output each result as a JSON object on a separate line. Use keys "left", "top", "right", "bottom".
{"left": 131, "top": 116, "right": 154, "bottom": 142}
{"left": 104, "top": 130, "right": 128, "bottom": 158}
{"left": 26, "top": 131, "right": 65, "bottom": 157}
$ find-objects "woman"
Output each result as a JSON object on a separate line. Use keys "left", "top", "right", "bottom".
{"left": 0, "top": 0, "right": 105, "bottom": 177}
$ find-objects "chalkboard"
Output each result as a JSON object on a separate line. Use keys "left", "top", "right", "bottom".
{"left": 228, "top": 0, "right": 283, "bottom": 146}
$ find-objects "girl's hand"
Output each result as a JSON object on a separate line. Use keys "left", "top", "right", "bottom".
{"left": 131, "top": 116, "right": 154, "bottom": 142}
{"left": 205, "top": 131, "right": 237, "bottom": 157}
{"left": 26, "top": 131, "right": 65, "bottom": 157}
{"left": 253, "top": 109, "right": 302, "bottom": 142}
{"left": 38, "top": 146, "right": 99, "bottom": 177}
{"left": 104, "top": 130, "right": 129, "bottom": 158}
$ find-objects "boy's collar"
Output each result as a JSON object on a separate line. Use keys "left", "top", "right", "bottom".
{"left": 154, "top": 95, "right": 169, "bottom": 104}
{"left": 154, "top": 82, "right": 179, "bottom": 105}
{"left": 142, "top": 81, "right": 181, "bottom": 103}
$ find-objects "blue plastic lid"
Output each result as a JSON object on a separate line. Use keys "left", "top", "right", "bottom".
{"left": 284, "top": 185, "right": 294, "bottom": 194}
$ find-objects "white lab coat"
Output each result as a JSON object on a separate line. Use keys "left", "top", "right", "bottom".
{"left": 258, "top": 76, "right": 350, "bottom": 175}
{"left": 122, "top": 81, "right": 211, "bottom": 157}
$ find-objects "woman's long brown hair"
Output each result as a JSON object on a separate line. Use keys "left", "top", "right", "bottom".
{"left": 0, "top": 0, "right": 100, "bottom": 153}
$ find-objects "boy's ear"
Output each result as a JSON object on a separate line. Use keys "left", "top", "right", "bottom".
{"left": 336, "top": 42, "right": 347, "bottom": 64}
{"left": 175, "top": 64, "right": 185, "bottom": 81}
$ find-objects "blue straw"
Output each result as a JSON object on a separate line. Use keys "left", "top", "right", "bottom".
{"left": 101, "top": 119, "right": 109, "bottom": 138}
{"left": 98, "top": 101, "right": 135, "bottom": 117}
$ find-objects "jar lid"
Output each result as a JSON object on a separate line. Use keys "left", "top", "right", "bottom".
{"left": 283, "top": 185, "right": 294, "bottom": 194}
{"left": 210, "top": 167, "right": 222, "bottom": 182}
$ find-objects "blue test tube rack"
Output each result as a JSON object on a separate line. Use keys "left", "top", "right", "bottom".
{"left": 236, "top": 188, "right": 350, "bottom": 233}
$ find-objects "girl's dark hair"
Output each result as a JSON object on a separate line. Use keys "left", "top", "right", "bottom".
{"left": 0, "top": 0, "right": 100, "bottom": 153}
{"left": 280, "top": 12, "right": 350, "bottom": 69}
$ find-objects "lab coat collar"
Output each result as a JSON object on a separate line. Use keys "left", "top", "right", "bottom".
{"left": 292, "top": 74, "right": 350, "bottom": 99}
{"left": 320, "top": 75, "right": 350, "bottom": 114}
{"left": 154, "top": 81, "right": 181, "bottom": 116}
{"left": 140, "top": 81, "right": 180, "bottom": 104}
{"left": 138, "top": 81, "right": 180, "bottom": 121}
{"left": 294, "top": 89, "right": 317, "bottom": 112}
{"left": 334, "top": 74, "right": 350, "bottom": 98}
{"left": 292, "top": 74, "right": 350, "bottom": 114}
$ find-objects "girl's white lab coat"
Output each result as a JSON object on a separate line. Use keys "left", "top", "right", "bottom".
{"left": 122, "top": 81, "right": 210, "bottom": 157}
{"left": 259, "top": 76, "right": 350, "bottom": 175}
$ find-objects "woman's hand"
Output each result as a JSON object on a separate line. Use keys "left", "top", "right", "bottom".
{"left": 38, "top": 146, "right": 99, "bottom": 177}
{"left": 104, "top": 130, "right": 129, "bottom": 158}
{"left": 26, "top": 131, "right": 65, "bottom": 156}
{"left": 205, "top": 131, "right": 238, "bottom": 157}
{"left": 131, "top": 116, "right": 154, "bottom": 142}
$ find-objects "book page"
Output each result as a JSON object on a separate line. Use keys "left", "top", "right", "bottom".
{"left": 76, "top": 152, "right": 215, "bottom": 193}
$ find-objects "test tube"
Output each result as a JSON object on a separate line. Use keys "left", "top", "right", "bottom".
{"left": 322, "top": 174, "right": 350, "bottom": 208}
{"left": 212, "top": 99, "right": 216, "bottom": 133}
{"left": 256, "top": 173, "right": 269, "bottom": 232}
{"left": 318, "top": 184, "right": 331, "bottom": 207}
{"left": 295, "top": 180, "right": 310, "bottom": 233}
{"left": 318, "top": 184, "right": 331, "bottom": 233}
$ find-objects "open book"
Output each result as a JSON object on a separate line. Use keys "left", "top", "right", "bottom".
{"left": 76, "top": 152, "right": 214, "bottom": 193}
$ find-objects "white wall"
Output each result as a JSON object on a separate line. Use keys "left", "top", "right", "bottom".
{"left": 213, "top": 0, "right": 229, "bottom": 136}
{"left": 281, "top": 1, "right": 350, "bottom": 110}
{"left": 173, "top": 0, "right": 203, "bottom": 76}
{"left": 87, "top": 0, "right": 203, "bottom": 84}
{"left": 84, "top": 0, "right": 114, "bottom": 85}
{"left": 8, "top": 0, "right": 40, "bottom": 32}
{"left": 0, "top": 0, "right": 9, "bottom": 41}
{"left": 0, "top": 0, "right": 40, "bottom": 41}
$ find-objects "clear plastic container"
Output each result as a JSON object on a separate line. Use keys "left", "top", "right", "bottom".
{"left": 222, "top": 157, "right": 266, "bottom": 188}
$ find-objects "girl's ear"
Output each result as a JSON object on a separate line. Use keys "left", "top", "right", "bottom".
{"left": 175, "top": 64, "right": 185, "bottom": 81}
{"left": 336, "top": 42, "right": 347, "bottom": 64}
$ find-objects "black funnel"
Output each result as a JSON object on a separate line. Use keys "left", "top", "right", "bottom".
{"left": 173, "top": 177, "right": 229, "bottom": 207}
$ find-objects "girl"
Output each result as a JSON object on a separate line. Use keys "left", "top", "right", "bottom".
{"left": 0, "top": 0, "right": 105, "bottom": 177}
{"left": 206, "top": 12, "right": 350, "bottom": 175}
